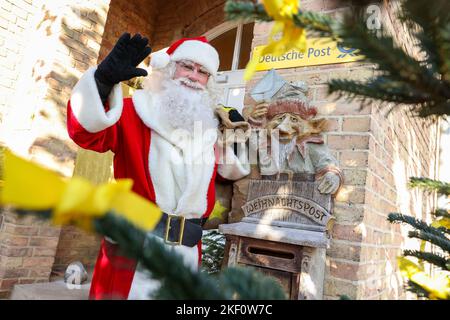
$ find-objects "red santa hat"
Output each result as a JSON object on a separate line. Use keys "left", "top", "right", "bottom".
{"left": 150, "top": 36, "right": 219, "bottom": 77}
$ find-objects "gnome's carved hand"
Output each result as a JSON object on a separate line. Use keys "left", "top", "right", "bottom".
{"left": 215, "top": 106, "right": 251, "bottom": 145}
{"left": 250, "top": 102, "right": 269, "bottom": 119}
{"left": 317, "top": 172, "right": 341, "bottom": 194}
{"left": 95, "top": 33, "right": 152, "bottom": 103}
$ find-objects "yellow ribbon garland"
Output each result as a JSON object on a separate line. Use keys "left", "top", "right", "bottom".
{"left": 0, "top": 150, "right": 162, "bottom": 233}
{"left": 398, "top": 257, "right": 450, "bottom": 300}
{"left": 244, "top": 0, "right": 307, "bottom": 80}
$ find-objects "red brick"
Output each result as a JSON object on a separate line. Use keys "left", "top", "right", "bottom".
{"left": 323, "top": 118, "right": 340, "bottom": 132}
{"left": 328, "top": 241, "right": 362, "bottom": 261}
{"left": 29, "top": 237, "right": 58, "bottom": 248}
{"left": 23, "top": 257, "right": 54, "bottom": 268}
{"left": 38, "top": 227, "right": 61, "bottom": 237}
{"left": 342, "top": 169, "right": 367, "bottom": 186}
{"left": 339, "top": 151, "right": 368, "bottom": 168}
{"left": 1, "top": 235, "right": 29, "bottom": 247}
{"left": 0, "top": 279, "right": 18, "bottom": 290}
{"left": 33, "top": 247, "right": 57, "bottom": 257}
{"left": 0, "top": 245, "right": 32, "bottom": 257}
{"left": 0, "top": 268, "right": 29, "bottom": 279}
{"left": 29, "top": 269, "right": 51, "bottom": 278}
{"left": 332, "top": 224, "right": 364, "bottom": 242}
{"left": 342, "top": 117, "right": 371, "bottom": 132}
{"left": 329, "top": 260, "right": 360, "bottom": 281}
{"left": 327, "top": 135, "right": 370, "bottom": 150}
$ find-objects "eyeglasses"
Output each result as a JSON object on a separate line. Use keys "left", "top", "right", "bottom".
{"left": 176, "top": 61, "right": 210, "bottom": 77}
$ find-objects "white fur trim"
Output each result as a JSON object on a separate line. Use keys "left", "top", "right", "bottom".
{"left": 150, "top": 47, "right": 170, "bottom": 69}
{"left": 171, "top": 40, "right": 219, "bottom": 76}
{"left": 127, "top": 234, "right": 199, "bottom": 300}
{"left": 132, "top": 90, "right": 217, "bottom": 218}
{"left": 217, "top": 141, "right": 251, "bottom": 180}
{"left": 70, "top": 67, "right": 123, "bottom": 133}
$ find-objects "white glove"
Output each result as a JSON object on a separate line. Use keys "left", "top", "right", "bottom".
{"left": 317, "top": 172, "right": 340, "bottom": 194}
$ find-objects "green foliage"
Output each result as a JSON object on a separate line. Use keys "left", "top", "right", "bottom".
{"left": 388, "top": 213, "right": 448, "bottom": 237}
{"left": 327, "top": 0, "right": 450, "bottom": 119}
{"left": 409, "top": 177, "right": 450, "bottom": 196}
{"left": 219, "top": 267, "right": 287, "bottom": 300}
{"left": 403, "top": 250, "right": 449, "bottom": 271}
{"left": 406, "top": 280, "right": 432, "bottom": 299}
{"left": 224, "top": 1, "right": 271, "bottom": 23}
{"left": 94, "top": 213, "right": 286, "bottom": 299}
{"left": 201, "top": 230, "right": 226, "bottom": 275}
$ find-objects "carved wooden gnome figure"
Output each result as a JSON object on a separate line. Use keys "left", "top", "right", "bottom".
{"left": 245, "top": 70, "right": 343, "bottom": 194}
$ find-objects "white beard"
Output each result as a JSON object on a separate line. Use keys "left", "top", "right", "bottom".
{"left": 151, "top": 77, "right": 218, "bottom": 133}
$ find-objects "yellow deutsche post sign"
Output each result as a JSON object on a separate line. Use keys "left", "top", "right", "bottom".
{"left": 253, "top": 37, "right": 363, "bottom": 71}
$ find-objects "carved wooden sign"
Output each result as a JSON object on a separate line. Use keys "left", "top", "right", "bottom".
{"left": 241, "top": 179, "right": 334, "bottom": 229}
{"left": 242, "top": 194, "right": 331, "bottom": 226}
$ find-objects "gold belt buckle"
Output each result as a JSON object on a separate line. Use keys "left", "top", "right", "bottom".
{"left": 164, "top": 214, "right": 185, "bottom": 245}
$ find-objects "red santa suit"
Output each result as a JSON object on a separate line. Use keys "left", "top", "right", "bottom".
{"left": 67, "top": 65, "right": 249, "bottom": 299}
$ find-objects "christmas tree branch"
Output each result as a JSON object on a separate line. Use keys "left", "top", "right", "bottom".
{"left": 219, "top": 267, "right": 287, "bottom": 300}
{"left": 388, "top": 213, "right": 447, "bottom": 238}
{"left": 403, "top": 249, "right": 449, "bottom": 271}
{"left": 224, "top": 1, "right": 271, "bottom": 22}
{"left": 225, "top": 1, "right": 335, "bottom": 36}
{"left": 94, "top": 213, "right": 287, "bottom": 300}
{"left": 409, "top": 177, "right": 450, "bottom": 196}
{"left": 433, "top": 209, "right": 450, "bottom": 220}
{"left": 400, "top": 0, "right": 450, "bottom": 81}
{"left": 406, "top": 280, "right": 431, "bottom": 299}
{"left": 94, "top": 213, "right": 227, "bottom": 299}
{"left": 408, "top": 230, "right": 450, "bottom": 253}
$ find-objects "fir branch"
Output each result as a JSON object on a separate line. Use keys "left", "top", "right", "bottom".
{"left": 406, "top": 280, "right": 431, "bottom": 299}
{"left": 433, "top": 209, "right": 450, "bottom": 220}
{"left": 224, "top": 1, "right": 271, "bottom": 22}
{"left": 328, "top": 20, "right": 450, "bottom": 107}
{"left": 201, "top": 230, "right": 226, "bottom": 275}
{"left": 328, "top": 77, "right": 432, "bottom": 109}
{"left": 94, "top": 213, "right": 287, "bottom": 300}
{"left": 408, "top": 230, "right": 450, "bottom": 253}
{"left": 387, "top": 213, "right": 446, "bottom": 238}
{"left": 292, "top": 10, "right": 335, "bottom": 37}
{"left": 409, "top": 177, "right": 450, "bottom": 196}
{"left": 403, "top": 249, "right": 449, "bottom": 270}
{"left": 219, "top": 267, "right": 287, "bottom": 300}
{"left": 225, "top": 1, "right": 335, "bottom": 36}
{"left": 95, "top": 213, "right": 227, "bottom": 299}
{"left": 400, "top": 0, "right": 450, "bottom": 81}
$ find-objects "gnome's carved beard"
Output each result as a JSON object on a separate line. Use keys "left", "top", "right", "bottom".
{"left": 276, "top": 136, "right": 298, "bottom": 167}
{"left": 155, "top": 77, "right": 218, "bottom": 133}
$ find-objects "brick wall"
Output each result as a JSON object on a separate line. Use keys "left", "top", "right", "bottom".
{"left": 0, "top": 0, "right": 111, "bottom": 298}
{"left": 241, "top": 0, "right": 440, "bottom": 300}
{"left": 98, "top": 0, "right": 159, "bottom": 62}
{"left": 152, "top": 0, "right": 226, "bottom": 50}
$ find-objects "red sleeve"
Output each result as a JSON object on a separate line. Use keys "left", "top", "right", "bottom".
{"left": 67, "top": 100, "right": 119, "bottom": 153}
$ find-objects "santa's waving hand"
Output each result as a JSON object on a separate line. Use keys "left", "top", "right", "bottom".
{"left": 94, "top": 33, "right": 152, "bottom": 104}
{"left": 67, "top": 33, "right": 250, "bottom": 300}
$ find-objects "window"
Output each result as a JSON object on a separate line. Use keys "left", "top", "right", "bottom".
{"left": 208, "top": 22, "right": 254, "bottom": 72}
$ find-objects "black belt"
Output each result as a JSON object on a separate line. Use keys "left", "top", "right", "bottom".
{"left": 152, "top": 213, "right": 207, "bottom": 247}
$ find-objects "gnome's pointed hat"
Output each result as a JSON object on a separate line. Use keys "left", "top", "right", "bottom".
{"left": 150, "top": 36, "right": 220, "bottom": 77}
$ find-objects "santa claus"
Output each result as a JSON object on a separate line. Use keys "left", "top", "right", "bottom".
{"left": 67, "top": 33, "right": 250, "bottom": 299}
